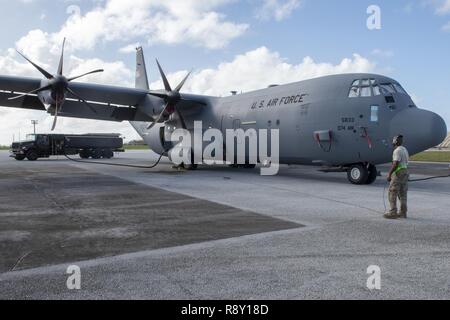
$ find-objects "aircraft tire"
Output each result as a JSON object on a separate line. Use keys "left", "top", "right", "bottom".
{"left": 366, "top": 164, "right": 378, "bottom": 185}
{"left": 347, "top": 164, "right": 369, "bottom": 185}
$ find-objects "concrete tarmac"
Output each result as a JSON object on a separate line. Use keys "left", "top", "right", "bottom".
{"left": 0, "top": 150, "right": 449, "bottom": 299}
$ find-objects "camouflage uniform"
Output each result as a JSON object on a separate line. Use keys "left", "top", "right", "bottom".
{"left": 388, "top": 170, "right": 409, "bottom": 216}
{"left": 388, "top": 145, "right": 410, "bottom": 217}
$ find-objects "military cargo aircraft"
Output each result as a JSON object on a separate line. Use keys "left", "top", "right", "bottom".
{"left": 0, "top": 42, "right": 447, "bottom": 184}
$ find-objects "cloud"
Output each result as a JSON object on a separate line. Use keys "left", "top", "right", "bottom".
{"left": 150, "top": 47, "right": 375, "bottom": 96}
{"left": 371, "top": 49, "right": 394, "bottom": 58}
{"left": 426, "top": 0, "right": 450, "bottom": 30}
{"left": 46, "top": 0, "right": 248, "bottom": 51}
{"left": 256, "top": 0, "right": 301, "bottom": 21}
{"left": 119, "top": 43, "right": 142, "bottom": 54}
{"left": 442, "top": 21, "right": 450, "bottom": 31}
{"left": 6, "top": 0, "right": 248, "bottom": 77}
{"left": 434, "top": 0, "right": 450, "bottom": 14}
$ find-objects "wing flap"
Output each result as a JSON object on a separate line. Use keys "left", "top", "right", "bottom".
{"left": 57, "top": 100, "right": 153, "bottom": 122}
{"left": 0, "top": 91, "right": 46, "bottom": 111}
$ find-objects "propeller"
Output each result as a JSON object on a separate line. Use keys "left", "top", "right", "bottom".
{"left": 9, "top": 38, "right": 104, "bottom": 130}
{"left": 147, "top": 59, "right": 202, "bottom": 130}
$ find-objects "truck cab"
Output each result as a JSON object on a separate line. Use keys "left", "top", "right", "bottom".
{"left": 10, "top": 135, "right": 43, "bottom": 161}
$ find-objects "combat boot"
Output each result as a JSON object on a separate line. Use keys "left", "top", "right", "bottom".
{"left": 383, "top": 212, "right": 398, "bottom": 220}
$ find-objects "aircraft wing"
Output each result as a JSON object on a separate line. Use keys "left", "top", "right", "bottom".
{"left": 0, "top": 75, "right": 153, "bottom": 122}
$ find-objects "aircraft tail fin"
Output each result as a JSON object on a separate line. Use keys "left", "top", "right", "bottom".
{"left": 130, "top": 47, "right": 151, "bottom": 137}
{"left": 135, "top": 47, "right": 149, "bottom": 90}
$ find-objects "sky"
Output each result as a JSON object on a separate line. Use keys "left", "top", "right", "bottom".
{"left": 0, "top": 0, "right": 449, "bottom": 145}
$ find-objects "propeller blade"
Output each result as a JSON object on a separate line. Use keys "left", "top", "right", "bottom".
{"left": 57, "top": 38, "right": 66, "bottom": 76}
{"left": 16, "top": 50, "right": 54, "bottom": 80}
{"left": 155, "top": 59, "right": 172, "bottom": 92}
{"left": 51, "top": 101, "right": 60, "bottom": 131}
{"left": 147, "top": 103, "right": 170, "bottom": 130}
{"left": 68, "top": 69, "right": 104, "bottom": 82}
{"left": 8, "top": 84, "right": 52, "bottom": 101}
{"left": 174, "top": 71, "right": 192, "bottom": 93}
{"left": 174, "top": 105, "right": 187, "bottom": 130}
{"left": 66, "top": 87, "right": 98, "bottom": 114}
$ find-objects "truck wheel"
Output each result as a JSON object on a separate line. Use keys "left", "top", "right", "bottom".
{"left": 15, "top": 155, "right": 25, "bottom": 161}
{"left": 79, "top": 150, "right": 90, "bottom": 159}
{"left": 366, "top": 164, "right": 378, "bottom": 185}
{"left": 92, "top": 149, "right": 102, "bottom": 159}
{"left": 347, "top": 164, "right": 369, "bottom": 185}
{"left": 103, "top": 149, "right": 114, "bottom": 159}
{"left": 26, "top": 151, "right": 38, "bottom": 161}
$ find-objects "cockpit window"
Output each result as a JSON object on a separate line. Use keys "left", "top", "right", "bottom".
{"left": 348, "top": 79, "right": 408, "bottom": 99}
{"left": 373, "top": 85, "right": 381, "bottom": 96}
{"left": 380, "top": 84, "right": 396, "bottom": 94}
{"left": 361, "top": 79, "right": 371, "bottom": 86}
{"left": 393, "top": 83, "right": 407, "bottom": 94}
{"left": 349, "top": 78, "right": 379, "bottom": 98}
{"left": 349, "top": 79, "right": 409, "bottom": 99}
{"left": 360, "top": 86, "right": 371, "bottom": 97}
{"left": 349, "top": 86, "right": 360, "bottom": 98}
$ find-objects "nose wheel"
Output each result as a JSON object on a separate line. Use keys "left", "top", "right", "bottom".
{"left": 347, "top": 163, "right": 378, "bottom": 185}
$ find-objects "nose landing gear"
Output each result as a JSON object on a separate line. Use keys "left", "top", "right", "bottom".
{"left": 347, "top": 163, "right": 378, "bottom": 185}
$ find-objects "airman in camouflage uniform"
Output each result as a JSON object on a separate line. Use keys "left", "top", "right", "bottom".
{"left": 385, "top": 135, "right": 409, "bottom": 219}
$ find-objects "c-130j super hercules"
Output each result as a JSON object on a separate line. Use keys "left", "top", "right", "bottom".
{"left": 0, "top": 41, "right": 447, "bottom": 184}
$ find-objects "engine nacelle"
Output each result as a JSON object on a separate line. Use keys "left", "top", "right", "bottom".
{"left": 37, "top": 91, "right": 57, "bottom": 110}
{"left": 144, "top": 123, "right": 172, "bottom": 155}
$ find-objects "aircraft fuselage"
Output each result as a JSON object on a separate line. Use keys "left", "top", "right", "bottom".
{"left": 135, "top": 73, "right": 447, "bottom": 170}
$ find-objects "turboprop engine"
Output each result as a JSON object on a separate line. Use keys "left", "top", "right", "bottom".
{"left": 145, "top": 123, "right": 173, "bottom": 155}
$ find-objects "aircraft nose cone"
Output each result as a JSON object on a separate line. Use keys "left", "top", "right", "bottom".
{"left": 390, "top": 109, "right": 447, "bottom": 154}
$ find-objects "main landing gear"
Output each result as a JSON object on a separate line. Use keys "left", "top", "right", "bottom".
{"left": 347, "top": 163, "right": 378, "bottom": 185}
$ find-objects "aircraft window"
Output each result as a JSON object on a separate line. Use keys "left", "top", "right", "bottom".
{"left": 352, "top": 80, "right": 360, "bottom": 86}
{"left": 371, "top": 106, "right": 379, "bottom": 122}
{"left": 370, "top": 79, "right": 376, "bottom": 84}
{"left": 361, "top": 79, "right": 370, "bottom": 86}
{"left": 385, "top": 96, "right": 395, "bottom": 103}
{"left": 373, "top": 85, "right": 381, "bottom": 96}
{"left": 349, "top": 87, "right": 360, "bottom": 98}
{"left": 393, "top": 83, "right": 407, "bottom": 94}
{"left": 360, "top": 86, "right": 371, "bottom": 97}
{"left": 380, "top": 84, "right": 396, "bottom": 94}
